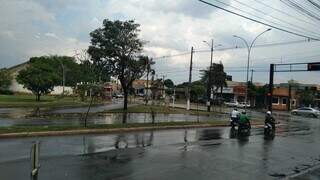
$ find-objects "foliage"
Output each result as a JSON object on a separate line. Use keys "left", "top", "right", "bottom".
{"left": 150, "top": 79, "right": 163, "bottom": 100}
{"left": 200, "top": 62, "right": 227, "bottom": 93}
{"left": 17, "top": 57, "right": 60, "bottom": 101}
{"left": 299, "top": 89, "right": 315, "bottom": 106}
{"left": 164, "top": 79, "right": 174, "bottom": 88}
{"left": 88, "top": 19, "right": 150, "bottom": 110}
{"left": 191, "top": 84, "right": 206, "bottom": 102}
{"left": 0, "top": 69, "right": 12, "bottom": 94}
{"left": 75, "top": 50, "right": 110, "bottom": 83}
{"left": 74, "top": 83, "right": 105, "bottom": 101}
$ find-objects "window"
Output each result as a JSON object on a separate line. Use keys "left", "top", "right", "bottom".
{"left": 272, "top": 97, "right": 279, "bottom": 104}
{"left": 282, "top": 98, "right": 287, "bottom": 105}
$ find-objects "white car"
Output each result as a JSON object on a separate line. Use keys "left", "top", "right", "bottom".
{"left": 236, "top": 102, "right": 250, "bottom": 108}
{"left": 115, "top": 94, "right": 124, "bottom": 98}
{"left": 224, "top": 101, "right": 239, "bottom": 107}
{"left": 291, "top": 107, "right": 320, "bottom": 117}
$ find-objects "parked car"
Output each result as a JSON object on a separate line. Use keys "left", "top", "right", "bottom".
{"left": 137, "top": 93, "right": 145, "bottom": 97}
{"left": 224, "top": 101, "right": 239, "bottom": 107}
{"left": 114, "top": 94, "right": 124, "bottom": 98}
{"left": 236, "top": 102, "right": 250, "bottom": 108}
{"left": 291, "top": 107, "right": 320, "bottom": 117}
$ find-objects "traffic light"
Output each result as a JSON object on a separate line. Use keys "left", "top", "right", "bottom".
{"left": 307, "top": 63, "right": 320, "bottom": 71}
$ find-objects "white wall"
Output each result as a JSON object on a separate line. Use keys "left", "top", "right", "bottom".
{"left": 9, "top": 80, "right": 74, "bottom": 95}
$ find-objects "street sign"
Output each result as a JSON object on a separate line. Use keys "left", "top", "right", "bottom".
{"left": 308, "top": 63, "right": 320, "bottom": 71}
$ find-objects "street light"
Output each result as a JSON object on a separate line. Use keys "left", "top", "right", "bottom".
{"left": 233, "top": 28, "right": 271, "bottom": 112}
{"left": 57, "top": 59, "right": 65, "bottom": 96}
{"left": 202, "top": 39, "right": 222, "bottom": 112}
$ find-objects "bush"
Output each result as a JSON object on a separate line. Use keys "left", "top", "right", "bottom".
{"left": 0, "top": 89, "right": 13, "bottom": 95}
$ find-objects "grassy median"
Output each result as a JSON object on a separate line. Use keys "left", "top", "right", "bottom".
{"left": 0, "top": 121, "right": 229, "bottom": 135}
{"left": 105, "top": 104, "right": 219, "bottom": 115}
{"left": 0, "top": 119, "right": 265, "bottom": 136}
{"left": 0, "top": 94, "right": 103, "bottom": 108}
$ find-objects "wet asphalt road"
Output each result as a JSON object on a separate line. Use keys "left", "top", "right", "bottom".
{"left": 1, "top": 114, "right": 320, "bottom": 179}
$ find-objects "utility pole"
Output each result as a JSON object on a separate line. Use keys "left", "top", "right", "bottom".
{"left": 187, "top": 47, "right": 194, "bottom": 110}
{"left": 173, "top": 86, "right": 176, "bottom": 108}
{"left": 162, "top": 75, "right": 166, "bottom": 99}
{"left": 206, "top": 40, "right": 214, "bottom": 112}
{"left": 145, "top": 58, "right": 152, "bottom": 105}
{"left": 268, "top": 64, "right": 274, "bottom": 111}
{"left": 251, "top": 69, "right": 254, "bottom": 83}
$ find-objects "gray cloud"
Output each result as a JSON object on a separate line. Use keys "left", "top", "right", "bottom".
{"left": 0, "top": 0, "right": 319, "bottom": 85}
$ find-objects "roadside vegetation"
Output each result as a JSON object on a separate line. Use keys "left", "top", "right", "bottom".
{"left": 0, "top": 119, "right": 264, "bottom": 136}
{"left": 0, "top": 121, "right": 228, "bottom": 135}
{"left": 105, "top": 104, "right": 209, "bottom": 115}
{"left": 0, "top": 94, "right": 103, "bottom": 108}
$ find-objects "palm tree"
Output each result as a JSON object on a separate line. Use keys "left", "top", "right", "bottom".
{"left": 200, "top": 62, "right": 227, "bottom": 102}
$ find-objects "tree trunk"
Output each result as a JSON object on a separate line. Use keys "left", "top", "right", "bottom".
{"left": 123, "top": 89, "right": 128, "bottom": 110}
{"left": 36, "top": 93, "right": 41, "bottom": 101}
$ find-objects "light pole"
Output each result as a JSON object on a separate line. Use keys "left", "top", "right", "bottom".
{"left": 203, "top": 39, "right": 222, "bottom": 112}
{"left": 233, "top": 28, "right": 271, "bottom": 112}
{"left": 57, "top": 59, "right": 65, "bottom": 96}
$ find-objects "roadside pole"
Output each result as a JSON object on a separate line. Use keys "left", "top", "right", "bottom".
{"left": 268, "top": 64, "right": 274, "bottom": 111}
{"left": 187, "top": 47, "right": 194, "bottom": 110}
{"left": 30, "top": 142, "right": 40, "bottom": 180}
{"left": 173, "top": 86, "right": 176, "bottom": 108}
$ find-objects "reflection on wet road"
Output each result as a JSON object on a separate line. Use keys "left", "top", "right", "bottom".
{"left": 0, "top": 106, "right": 267, "bottom": 127}
{"left": 1, "top": 114, "right": 320, "bottom": 179}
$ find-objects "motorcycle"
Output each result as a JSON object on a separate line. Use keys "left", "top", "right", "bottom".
{"left": 230, "top": 117, "right": 239, "bottom": 128}
{"left": 238, "top": 121, "right": 251, "bottom": 134}
{"left": 264, "top": 121, "right": 275, "bottom": 135}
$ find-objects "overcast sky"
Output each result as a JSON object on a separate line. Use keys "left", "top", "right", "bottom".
{"left": 1, "top": 0, "right": 320, "bottom": 84}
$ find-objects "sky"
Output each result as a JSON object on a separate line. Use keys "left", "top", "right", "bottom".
{"left": 1, "top": 0, "right": 320, "bottom": 84}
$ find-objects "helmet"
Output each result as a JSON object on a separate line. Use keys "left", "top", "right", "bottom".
{"left": 266, "top": 111, "right": 272, "bottom": 115}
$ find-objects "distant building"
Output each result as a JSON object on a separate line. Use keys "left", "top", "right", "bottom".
{"left": 272, "top": 87, "right": 298, "bottom": 111}
{"left": 7, "top": 62, "right": 73, "bottom": 95}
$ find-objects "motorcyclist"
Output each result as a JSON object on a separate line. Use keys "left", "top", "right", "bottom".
{"left": 239, "top": 111, "right": 251, "bottom": 129}
{"left": 230, "top": 108, "right": 240, "bottom": 126}
{"left": 265, "top": 111, "right": 275, "bottom": 129}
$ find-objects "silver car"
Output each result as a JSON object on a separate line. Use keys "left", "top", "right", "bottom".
{"left": 291, "top": 107, "right": 320, "bottom": 117}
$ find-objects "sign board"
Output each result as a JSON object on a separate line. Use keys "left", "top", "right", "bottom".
{"left": 308, "top": 63, "right": 320, "bottom": 71}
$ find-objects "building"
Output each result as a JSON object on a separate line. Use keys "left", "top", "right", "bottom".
{"left": 7, "top": 62, "right": 73, "bottom": 95}
{"left": 272, "top": 87, "right": 298, "bottom": 111}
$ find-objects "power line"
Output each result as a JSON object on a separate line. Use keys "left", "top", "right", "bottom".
{"left": 307, "top": 0, "right": 320, "bottom": 10}
{"left": 232, "top": 0, "right": 320, "bottom": 38}
{"left": 280, "top": 0, "right": 320, "bottom": 22}
{"left": 252, "top": 0, "right": 319, "bottom": 27}
{"left": 198, "top": 0, "right": 320, "bottom": 40}
{"left": 152, "top": 38, "right": 318, "bottom": 60}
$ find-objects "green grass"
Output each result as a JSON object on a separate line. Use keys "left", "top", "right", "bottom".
{"left": 0, "top": 121, "right": 229, "bottom": 134}
{"left": 0, "top": 119, "right": 264, "bottom": 135}
{"left": 0, "top": 94, "right": 103, "bottom": 108}
{"left": 105, "top": 104, "right": 218, "bottom": 115}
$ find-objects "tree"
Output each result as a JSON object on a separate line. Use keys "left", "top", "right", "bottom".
{"left": 164, "top": 79, "right": 174, "bottom": 88}
{"left": 191, "top": 82, "right": 206, "bottom": 102}
{"left": 164, "top": 79, "right": 174, "bottom": 95}
{"left": 88, "top": 19, "right": 150, "bottom": 110}
{"left": 299, "top": 89, "right": 315, "bottom": 107}
{"left": 75, "top": 50, "right": 110, "bottom": 83}
{"left": 0, "top": 69, "right": 12, "bottom": 94}
{"left": 17, "top": 58, "right": 60, "bottom": 101}
{"left": 200, "top": 62, "right": 227, "bottom": 99}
